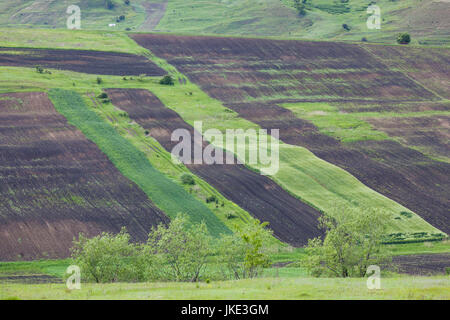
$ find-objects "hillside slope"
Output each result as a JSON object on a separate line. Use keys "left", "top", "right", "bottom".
{"left": 0, "top": 0, "right": 448, "bottom": 45}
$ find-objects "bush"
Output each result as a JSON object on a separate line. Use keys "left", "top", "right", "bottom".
{"left": 342, "top": 23, "right": 351, "bottom": 31}
{"left": 181, "top": 173, "right": 196, "bottom": 185}
{"left": 70, "top": 217, "right": 273, "bottom": 283}
{"left": 159, "top": 75, "right": 175, "bottom": 85}
{"left": 96, "top": 77, "right": 103, "bottom": 84}
{"left": 124, "top": 0, "right": 130, "bottom": 5}
{"left": 71, "top": 228, "right": 146, "bottom": 283}
{"left": 97, "top": 93, "right": 108, "bottom": 99}
{"left": 217, "top": 220, "right": 272, "bottom": 279}
{"left": 397, "top": 33, "right": 411, "bottom": 45}
{"left": 301, "top": 206, "right": 392, "bottom": 278}
{"left": 206, "top": 195, "right": 217, "bottom": 204}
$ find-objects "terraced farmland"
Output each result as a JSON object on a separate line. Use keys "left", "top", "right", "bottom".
{"left": 105, "top": 88, "right": 323, "bottom": 246}
{"left": 0, "top": 91, "right": 168, "bottom": 261}
{"left": 0, "top": 47, "right": 166, "bottom": 76}
{"left": 133, "top": 34, "right": 450, "bottom": 235}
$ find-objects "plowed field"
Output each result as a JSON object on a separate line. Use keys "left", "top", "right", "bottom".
{"left": 132, "top": 34, "right": 449, "bottom": 235}
{"left": 0, "top": 92, "right": 169, "bottom": 260}
{"left": 0, "top": 47, "right": 166, "bottom": 76}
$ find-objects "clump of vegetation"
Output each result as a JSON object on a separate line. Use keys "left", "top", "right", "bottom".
{"left": 71, "top": 216, "right": 271, "bottom": 283}
{"left": 159, "top": 75, "right": 175, "bottom": 85}
{"left": 181, "top": 173, "right": 196, "bottom": 185}
{"left": 397, "top": 33, "right": 411, "bottom": 45}
{"left": 400, "top": 211, "right": 413, "bottom": 219}
{"left": 35, "top": 65, "right": 51, "bottom": 74}
{"left": 105, "top": 0, "right": 115, "bottom": 10}
{"left": 206, "top": 195, "right": 218, "bottom": 204}
{"left": 124, "top": 0, "right": 130, "bottom": 5}
{"left": 293, "top": 0, "right": 306, "bottom": 16}
{"left": 301, "top": 207, "right": 392, "bottom": 278}
{"left": 342, "top": 23, "right": 351, "bottom": 31}
{"left": 97, "top": 92, "right": 108, "bottom": 99}
{"left": 96, "top": 77, "right": 103, "bottom": 84}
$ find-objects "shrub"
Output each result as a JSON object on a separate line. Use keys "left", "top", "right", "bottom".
{"left": 301, "top": 206, "right": 392, "bottom": 278}
{"left": 397, "top": 33, "right": 411, "bottom": 44}
{"left": 97, "top": 93, "right": 108, "bottom": 99}
{"left": 124, "top": 0, "right": 130, "bottom": 5}
{"left": 361, "top": 37, "right": 368, "bottom": 42}
{"left": 96, "top": 77, "right": 103, "bottom": 84}
{"left": 181, "top": 173, "right": 196, "bottom": 185}
{"left": 159, "top": 75, "right": 175, "bottom": 85}
{"left": 342, "top": 23, "right": 351, "bottom": 31}
{"left": 105, "top": 0, "right": 114, "bottom": 10}
{"left": 217, "top": 219, "right": 272, "bottom": 279}
{"left": 206, "top": 195, "right": 217, "bottom": 204}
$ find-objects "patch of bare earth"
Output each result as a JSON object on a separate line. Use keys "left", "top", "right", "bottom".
{"left": 0, "top": 92, "right": 168, "bottom": 261}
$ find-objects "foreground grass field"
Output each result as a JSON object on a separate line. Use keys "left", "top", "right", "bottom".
{"left": 1, "top": 276, "right": 449, "bottom": 300}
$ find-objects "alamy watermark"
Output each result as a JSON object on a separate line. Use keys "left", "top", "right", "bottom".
{"left": 66, "top": 265, "right": 81, "bottom": 290}
{"left": 171, "top": 121, "right": 280, "bottom": 176}
{"left": 67, "top": 5, "right": 81, "bottom": 30}
{"left": 367, "top": 5, "right": 381, "bottom": 30}
{"left": 366, "top": 265, "right": 381, "bottom": 290}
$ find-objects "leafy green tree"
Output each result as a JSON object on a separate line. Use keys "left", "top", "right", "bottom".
{"left": 301, "top": 207, "right": 392, "bottom": 278}
{"left": 147, "top": 215, "right": 214, "bottom": 282}
{"left": 293, "top": 0, "right": 307, "bottom": 16}
{"left": 217, "top": 219, "right": 272, "bottom": 279}
{"left": 71, "top": 228, "right": 144, "bottom": 283}
{"left": 397, "top": 33, "right": 411, "bottom": 45}
{"left": 159, "top": 75, "right": 175, "bottom": 85}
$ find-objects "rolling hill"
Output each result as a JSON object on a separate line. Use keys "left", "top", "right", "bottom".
{"left": 0, "top": 0, "right": 449, "bottom": 45}
{"left": 0, "top": 28, "right": 448, "bottom": 260}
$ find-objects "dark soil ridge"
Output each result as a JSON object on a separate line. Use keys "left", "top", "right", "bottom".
{"left": 105, "top": 88, "right": 324, "bottom": 246}
{"left": 0, "top": 47, "right": 166, "bottom": 76}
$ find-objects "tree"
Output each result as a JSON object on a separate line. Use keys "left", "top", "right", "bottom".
{"left": 159, "top": 75, "right": 175, "bottom": 85}
{"left": 217, "top": 219, "right": 272, "bottom": 279}
{"left": 293, "top": 0, "right": 307, "bottom": 16}
{"left": 397, "top": 33, "right": 411, "bottom": 45}
{"left": 71, "top": 228, "right": 145, "bottom": 283}
{"left": 147, "top": 215, "right": 214, "bottom": 282}
{"left": 301, "top": 207, "right": 392, "bottom": 278}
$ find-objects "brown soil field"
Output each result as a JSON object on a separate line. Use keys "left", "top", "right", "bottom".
{"left": 365, "top": 44, "right": 450, "bottom": 99}
{"left": 0, "top": 92, "right": 169, "bottom": 261}
{"left": 392, "top": 253, "right": 450, "bottom": 275}
{"left": 132, "top": 34, "right": 438, "bottom": 102}
{"left": 132, "top": 34, "right": 450, "bottom": 234}
{"left": 105, "top": 88, "right": 323, "bottom": 246}
{"left": 0, "top": 47, "right": 166, "bottom": 76}
{"left": 366, "top": 115, "right": 450, "bottom": 160}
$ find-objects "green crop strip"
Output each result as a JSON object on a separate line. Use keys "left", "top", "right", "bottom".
{"left": 48, "top": 88, "right": 230, "bottom": 236}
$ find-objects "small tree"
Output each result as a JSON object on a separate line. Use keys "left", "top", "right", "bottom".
{"left": 397, "top": 33, "right": 411, "bottom": 45}
{"left": 301, "top": 207, "right": 392, "bottom": 278}
{"left": 159, "top": 75, "right": 175, "bottom": 85}
{"left": 217, "top": 219, "right": 272, "bottom": 279}
{"left": 96, "top": 77, "right": 103, "bottom": 84}
{"left": 147, "top": 215, "right": 214, "bottom": 282}
{"left": 293, "top": 0, "right": 306, "bottom": 16}
{"left": 71, "top": 228, "right": 142, "bottom": 283}
{"left": 180, "top": 173, "right": 196, "bottom": 185}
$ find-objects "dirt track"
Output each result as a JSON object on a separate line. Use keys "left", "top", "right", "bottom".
{"left": 140, "top": 1, "right": 168, "bottom": 30}
{"left": 132, "top": 34, "right": 450, "bottom": 235}
{"left": 106, "top": 88, "right": 323, "bottom": 246}
{"left": 0, "top": 92, "right": 169, "bottom": 260}
{"left": 0, "top": 47, "right": 166, "bottom": 76}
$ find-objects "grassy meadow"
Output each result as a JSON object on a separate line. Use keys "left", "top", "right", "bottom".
{"left": 1, "top": 276, "right": 449, "bottom": 300}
